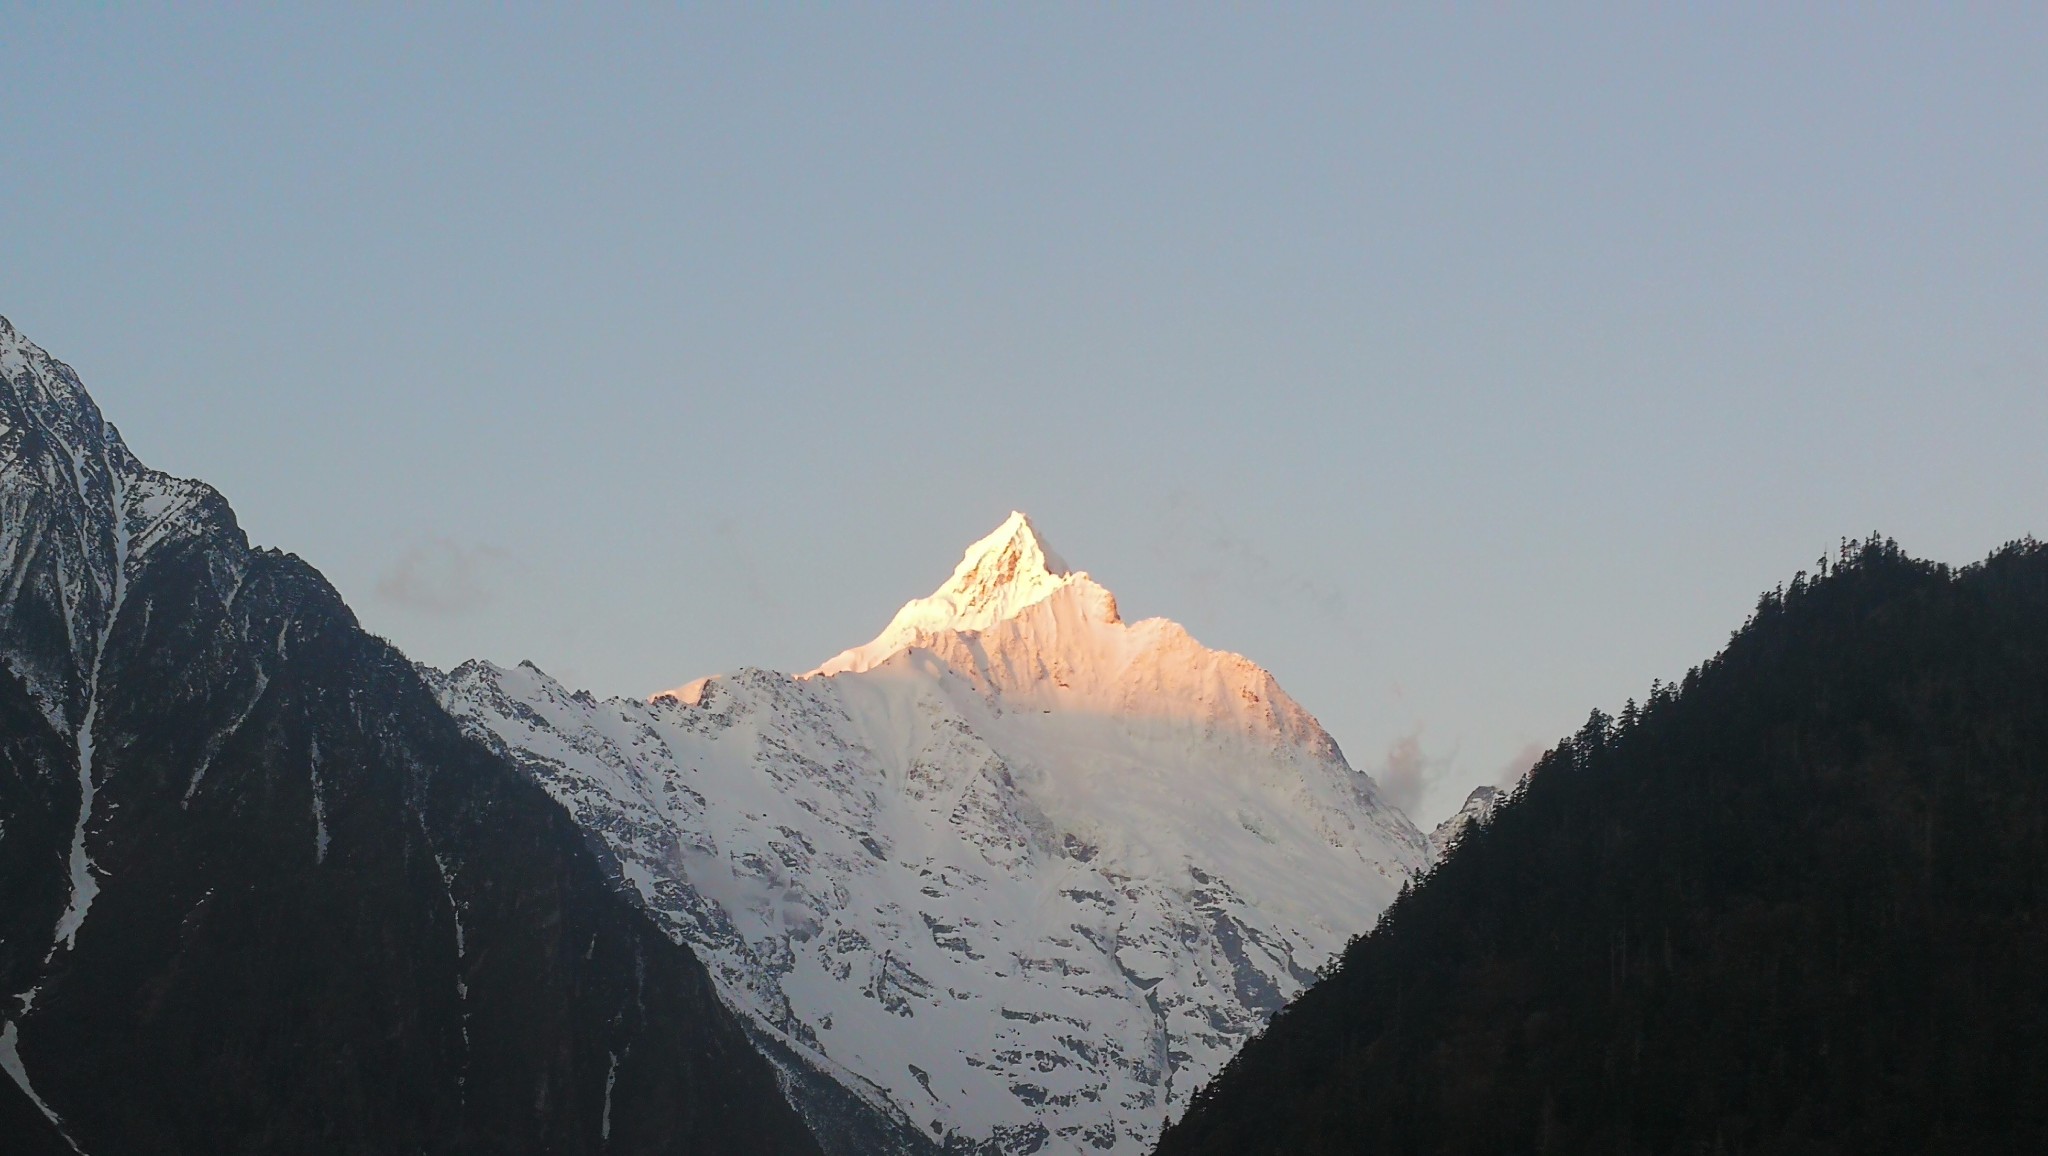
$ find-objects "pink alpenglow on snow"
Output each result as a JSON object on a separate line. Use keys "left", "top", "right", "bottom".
{"left": 443, "top": 512, "right": 1427, "bottom": 1153}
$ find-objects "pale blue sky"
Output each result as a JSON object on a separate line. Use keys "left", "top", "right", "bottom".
{"left": 5, "top": 5, "right": 2044, "bottom": 822}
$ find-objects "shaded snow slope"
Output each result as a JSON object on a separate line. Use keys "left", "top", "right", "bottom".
{"left": 438, "top": 514, "right": 1427, "bottom": 1153}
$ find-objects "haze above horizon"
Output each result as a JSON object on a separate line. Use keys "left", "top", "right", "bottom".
{"left": 4, "top": 6, "right": 2044, "bottom": 823}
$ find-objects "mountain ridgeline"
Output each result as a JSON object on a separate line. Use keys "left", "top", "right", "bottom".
{"left": 435, "top": 512, "right": 1426, "bottom": 1154}
{"left": 0, "top": 318, "right": 818, "bottom": 1154}
{"left": 10, "top": 310, "right": 2044, "bottom": 1156}
{"left": 1157, "top": 538, "right": 2048, "bottom": 1155}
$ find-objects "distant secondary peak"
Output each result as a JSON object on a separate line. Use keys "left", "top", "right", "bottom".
{"left": 806, "top": 511, "right": 1104, "bottom": 677}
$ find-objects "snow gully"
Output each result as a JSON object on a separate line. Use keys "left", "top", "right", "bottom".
{"left": 51, "top": 441, "right": 130, "bottom": 958}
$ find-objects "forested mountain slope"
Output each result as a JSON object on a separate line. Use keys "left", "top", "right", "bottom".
{"left": 1158, "top": 538, "right": 2048, "bottom": 1155}
{"left": 0, "top": 316, "right": 817, "bottom": 1155}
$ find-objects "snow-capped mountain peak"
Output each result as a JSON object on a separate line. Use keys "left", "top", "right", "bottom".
{"left": 809, "top": 511, "right": 1107, "bottom": 677}
{"left": 795, "top": 513, "right": 1334, "bottom": 761}
{"left": 439, "top": 511, "right": 1429, "bottom": 1153}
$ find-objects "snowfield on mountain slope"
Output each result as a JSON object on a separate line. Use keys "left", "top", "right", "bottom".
{"left": 435, "top": 513, "right": 1427, "bottom": 1154}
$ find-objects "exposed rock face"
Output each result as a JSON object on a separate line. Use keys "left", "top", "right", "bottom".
{"left": 437, "top": 513, "right": 1428, "bottom": 1153}
{"left": 0, "top": 317, "right": 817, "bottom": 1156}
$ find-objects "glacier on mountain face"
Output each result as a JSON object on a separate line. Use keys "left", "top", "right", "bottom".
{"left": 435, "top": 512, "right": 1428, "bottom": 1153}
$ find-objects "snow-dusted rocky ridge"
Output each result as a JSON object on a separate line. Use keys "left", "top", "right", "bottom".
{"left": 0, "top": 317, "right": 816, "bottom": 1155}
{"left": 1428, "top": 784, "right": 1502, "bottom": 863}
{"left": 436, "top": 513, "right": 1429, "bottom": 1153}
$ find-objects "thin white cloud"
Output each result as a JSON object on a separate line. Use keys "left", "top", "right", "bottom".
{"left": 375, "top": 538, "right": 509, "bottom": 617}
{"left": 1377, "top": 728, "right": 1446, "bottom": 818}
{"left": 1152, "top": 490, "right": 1359, "bottom": 640}
{"left": 1495, "top": 741, "right": 1547, "bottom": 791}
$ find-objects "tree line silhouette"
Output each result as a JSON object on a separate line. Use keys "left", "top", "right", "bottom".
{"left": 1158, "top": 536, "right": 2048, "bottom": 1155}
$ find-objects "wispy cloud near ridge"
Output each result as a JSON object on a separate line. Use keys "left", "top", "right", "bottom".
{"left": 375, "top": 538, "right": 509, "bottom": 617}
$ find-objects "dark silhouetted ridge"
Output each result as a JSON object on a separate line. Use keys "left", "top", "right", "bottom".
{"left": 0, "top": 319, "right": 819, "bottom": 1154}
{"left": 1159, "top": 537, "right": 2048, "bottom": 1156}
